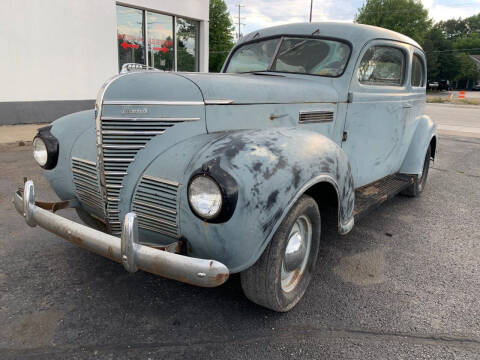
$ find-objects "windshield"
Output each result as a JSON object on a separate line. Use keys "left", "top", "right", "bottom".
{"left": 225, "top": 37, "right": 351, "bottom": 77}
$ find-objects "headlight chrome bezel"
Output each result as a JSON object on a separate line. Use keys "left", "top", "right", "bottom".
{"left": 33, "top": 137, "right": 48, "bottom": 167}
{"left": 187, "top": 162, "right": 239, "bottom": 223}
{"left": 188, "top": 174, "right": 223, "bottom": 220}
{"left": 33, "top": 126, "right": 59, "bottom": 170}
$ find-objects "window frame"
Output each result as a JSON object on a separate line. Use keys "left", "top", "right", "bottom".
{"left": 223, "top": 34, "right": 353, "bottom": 78}
{"left": 115, "top": 2, "right": 200, "bottom": 72}
{"left": 356, "top": 44, "right": 407, "bottom": 88}
{"left": 411, "top": 53, "right": 426, "bottom": 88}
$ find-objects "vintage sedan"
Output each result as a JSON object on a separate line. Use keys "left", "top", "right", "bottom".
{"left": 14, "top": 22, "right": 436, "bottom": 312}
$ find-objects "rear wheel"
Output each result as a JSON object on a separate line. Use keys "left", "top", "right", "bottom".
{"left": 402, "top": 145, "right": 431, "bottom": 197}
{"left": 240, "top": 195, "right": 321, "bottom": 312}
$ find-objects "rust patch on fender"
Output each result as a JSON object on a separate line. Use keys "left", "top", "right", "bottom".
{"left": 215, "top": 272, "right": 229, "bottom": 284}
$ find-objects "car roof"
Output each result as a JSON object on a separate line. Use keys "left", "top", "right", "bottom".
{"left": 237, "top": 22, "right": 422, "bottom": 51}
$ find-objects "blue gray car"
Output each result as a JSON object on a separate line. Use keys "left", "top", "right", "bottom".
{"left": 14, "top": 22, "right": 437, "bottom": 311}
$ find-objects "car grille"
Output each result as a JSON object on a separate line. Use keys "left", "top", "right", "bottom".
{"left": 72, "top": 157, "right": 105, "bottom": 217}
{"left": 132, "top": 175, "right": 180, "bottom": 238}
{"left": 299, "top": 111, "right": 334, "bottom": 123}
{"left": 99, "top": 115, "right": 197, "bottom": 235}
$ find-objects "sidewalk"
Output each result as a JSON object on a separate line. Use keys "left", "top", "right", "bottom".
{"left": 0, "top": 123, "right": 47, "bottom": 145}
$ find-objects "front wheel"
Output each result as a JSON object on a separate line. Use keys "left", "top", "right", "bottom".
{"left": 402, "top": 145, "right": 431, "bottom": 197}
{"left": 240, "top": 195, "right": 321, "bottom": 312}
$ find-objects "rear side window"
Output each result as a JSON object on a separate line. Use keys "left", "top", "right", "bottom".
{"left": 411, "top": 54, "right": 425, "bottom": 87}
{"left": 358, "top": 46, "right": 405, "bottom": 86}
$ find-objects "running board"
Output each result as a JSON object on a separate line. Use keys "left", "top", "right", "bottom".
{"left": 353, "top": 174, "right": 415, "bottom": 220}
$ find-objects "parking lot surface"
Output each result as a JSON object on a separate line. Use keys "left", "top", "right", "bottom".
{"left": 1, "top": 132, "right": 479, "bottom": 358}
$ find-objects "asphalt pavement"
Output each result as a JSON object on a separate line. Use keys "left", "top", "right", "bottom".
{"left": 428, "top": 103, "right": 480, "bottom": 138}
{"left": 0, "top": 108, "right": 479, "bottom": 359}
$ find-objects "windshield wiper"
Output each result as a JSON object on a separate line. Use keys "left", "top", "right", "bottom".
{"left": 278, "top": 40, "right": 308, "bottom": 57}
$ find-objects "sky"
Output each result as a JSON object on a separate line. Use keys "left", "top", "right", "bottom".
{"left": 224, "top": 0, "right": 480, "bottom": 37}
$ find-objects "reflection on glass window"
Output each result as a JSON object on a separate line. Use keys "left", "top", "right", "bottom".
{"left": 358, "top": 46, "right": 405, "bottom": 86}
{"left": 147, "top": 12, "right": 174, "bottom": 71}
{"left": 176, "top": 18, "right": 199, "bottom": 72}
{"left": 226, "top": 38, "right": 280, "bottom": 73}
{"left": 272, "top": 38, "right": 350, "bottom": 76}
{"left": 225, "top": 37, "right": 350, "bottom": 77}
{"left": 116, "top": 5, "right": 145, "bottom": 72}
{"left": 411, "top": 54, "right": 424, "bottom": 87}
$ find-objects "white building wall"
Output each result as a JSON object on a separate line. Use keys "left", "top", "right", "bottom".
{"left": 0, "top": 0, "right": 209, "bottom": 103}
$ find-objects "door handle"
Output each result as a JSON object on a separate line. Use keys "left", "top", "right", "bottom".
{"left": 403, "top": 103, "right": 413, "bottom": 108}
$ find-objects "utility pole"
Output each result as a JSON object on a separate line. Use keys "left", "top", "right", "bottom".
{"left": 309, "top": 0, "right": 313, "bottom": 22}
{"left": 237, "top": 4, "right": 245, "bottom": 39}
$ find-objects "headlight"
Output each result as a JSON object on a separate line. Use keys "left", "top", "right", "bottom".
{"left": 33, "top": 137, "right": 48, "bottom": 167}
{"left": 188, "top": 175, "right": 223, "bottom": 219}
{"left": 33, "top": 126, "right": 59, "bottom": 170}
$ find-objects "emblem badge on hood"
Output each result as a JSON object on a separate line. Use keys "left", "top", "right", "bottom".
{"left": 122, "top": 106, "right": 148, "bottom": 114}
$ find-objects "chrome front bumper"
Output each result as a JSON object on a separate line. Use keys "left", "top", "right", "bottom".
{"left": 14, "top": 181, "right": 229, "bottom": 287}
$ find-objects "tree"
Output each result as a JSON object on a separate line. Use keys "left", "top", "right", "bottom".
{"left": 209, "top": 0, "right": 235, "bottom": 72}
{"left": 437, "top": 18, "right": 469, "bottom": 40}
{"left": 355, "top": 0, "right": 431, "bottom": 44}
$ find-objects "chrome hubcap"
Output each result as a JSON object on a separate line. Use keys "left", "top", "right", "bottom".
{"left": 281, "top": 215, "right": 312, "bottom": 292}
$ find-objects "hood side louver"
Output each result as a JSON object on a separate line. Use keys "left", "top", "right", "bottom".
{"left": 299, "top": 111, "right": 334, "bottom": 124}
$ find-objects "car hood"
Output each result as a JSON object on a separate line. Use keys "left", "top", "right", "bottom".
{"left": 178, "top": 72, "right": 338, "bottom": 104}
{"left": 102, "top": 71, "right": 338, "bottom": 105}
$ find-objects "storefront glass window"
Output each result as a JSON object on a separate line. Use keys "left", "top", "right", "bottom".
{"left": 147, "top": 12, "right": 174, "bottom": 71}
{"left": 116, "top": 5, "right": 200, "bottom": 72}
{"left": 116, "top": 5, "right": 145, "bottom": 72}
{"left": 176, "top": 18, "right": 199, "bottom": 72}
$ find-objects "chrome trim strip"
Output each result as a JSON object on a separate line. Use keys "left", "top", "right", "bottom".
{"left": 132, "top": 200, "right": 177, "bottom": 215}
{"left": 96, "top": 73, "right": 134, "bottom": 232}
{"left": 102, "top": 157, "right": 134, "bottom": 162}
{"left": 106, "top": 184, "right": 123, "bottom": 189}
{"left": 103, "top": 100, "right": 204, "bottom": 106}
{"left": 101, "top": 117, "right": 200, "bottom": 122}
{"left": 102, "top": 144, "right": 145, "bottom": 149}
{"left": 72, "top": 168, "right": 98, "bottom": 180}
{"left": 142, "top": 175, "right": 180, "bottom": 187}
{"left": 204, "top": 99, "right": 234, "bottom": 105}
{"left": 105, "top": 171, "right": 128, "bottom": 176}
{"left": 101, "top": 130, "right": 165, "bottom": 135}
{"left": 71, "top": 157, "right": 96, "bottom": 166}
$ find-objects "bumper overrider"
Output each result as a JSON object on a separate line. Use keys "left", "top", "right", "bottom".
{"left": 13, "top": 180, "right": 229, "bottom": 287}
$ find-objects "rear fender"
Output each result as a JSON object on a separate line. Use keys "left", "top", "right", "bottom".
{"left": 399, "top": 115, "right": 437, "bottom": 176}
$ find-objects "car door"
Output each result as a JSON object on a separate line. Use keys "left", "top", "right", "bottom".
{"left": 342, "top": 41, "right": 411, "bottom": 188}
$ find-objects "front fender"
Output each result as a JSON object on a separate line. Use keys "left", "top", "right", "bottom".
{"left": 44, "top": 110, "right": 95, "bottom": 200}
{"left": 173, "top": 128, "right": 354, "bottom": 273}
{"left": 399, "top": 115, "right": 437, "bottom": 175}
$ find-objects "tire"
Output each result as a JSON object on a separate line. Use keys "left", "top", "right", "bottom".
{"left": 402, "top": 145, "right": 431, "bottom": 197}
{"left": 240, "top": 195, "right": 321, "bottom": 312}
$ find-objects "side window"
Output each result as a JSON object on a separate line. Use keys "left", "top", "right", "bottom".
{"left": 411, "top": 54, "right": 425, "bottom": 87}
{"left": 358, "top": 46, "right": 405, "bottom": 86}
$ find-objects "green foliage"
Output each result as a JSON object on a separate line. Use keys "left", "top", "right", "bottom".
{"left": 454, "top": 33, "right": 480, "bottom": 54}
{"left": 437, "top": 18, "right": 469, "bottom": 40}
{"left": 177, "top": 18, "right": 198, "bottom": 71}
{"left": 209, "top": 0, "right": 235, "bottom": 72}
{"left": 355, "top": 0, "right": 431, "bottom": 44}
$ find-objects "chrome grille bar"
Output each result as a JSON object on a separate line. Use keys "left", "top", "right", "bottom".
{"left": 132, "top": 175, "right": 180, "bottom": 238}
{"left": 72, "top": 158, "right": 105, "bottom": 217}
{"left": 97, "top": 107, "right": 197, "bottom": 235}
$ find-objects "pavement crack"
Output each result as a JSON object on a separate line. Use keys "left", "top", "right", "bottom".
{"left": 1, "top": 325, "right": 479, "bottom": 356}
